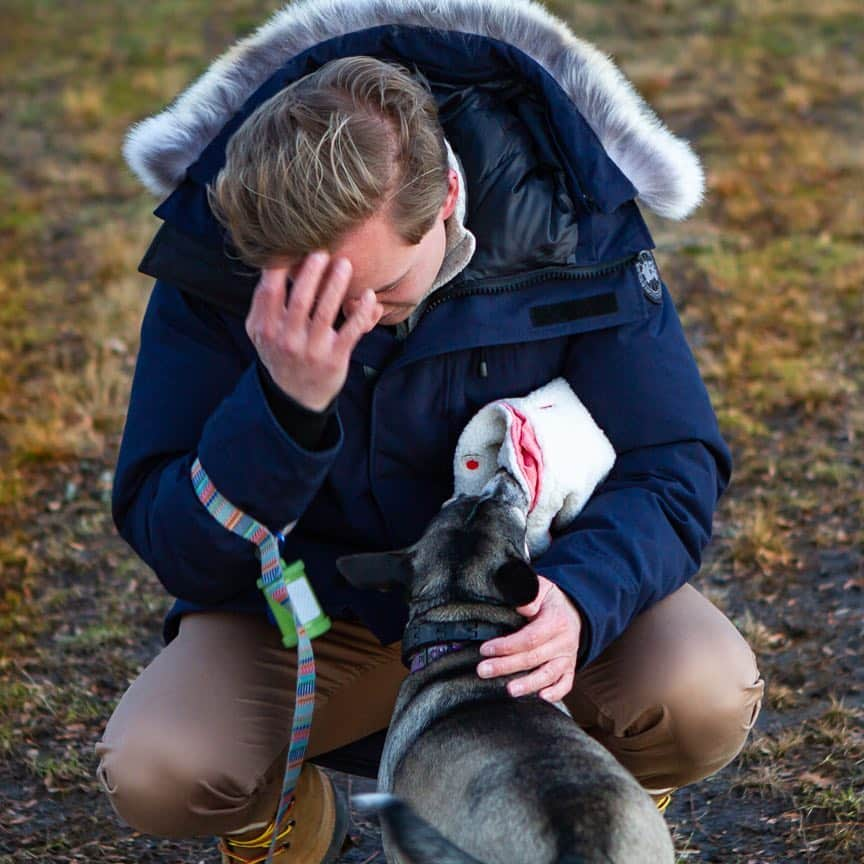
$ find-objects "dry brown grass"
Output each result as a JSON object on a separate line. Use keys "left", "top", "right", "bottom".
{"left": 0, "top": 1, "right": 861, "bottom": 862}
{"left": 733, "top": 700, "right": 864, "bottom": 856}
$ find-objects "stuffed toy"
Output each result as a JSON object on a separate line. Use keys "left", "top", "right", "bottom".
{"left": 453, "top": 377, "right": 616, "bottom": 558}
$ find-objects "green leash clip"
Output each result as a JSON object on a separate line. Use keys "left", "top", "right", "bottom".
{"left": 257, "top": 558, "right": 332, "bottom": 649}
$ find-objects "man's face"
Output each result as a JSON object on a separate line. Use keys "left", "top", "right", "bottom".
{"left": 283, "top": 167, "right": 459, "bottom": 327}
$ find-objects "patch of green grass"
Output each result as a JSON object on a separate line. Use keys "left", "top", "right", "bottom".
{"left": 716, "top": 406, "right": 771, "bottom": 439}
{"left": 804, "top": 456, "right": 858, "bottom": 487}
{"left": 0, "top": 470, "right": 24, "bottom": 508}
{"left": 25, "top": 746, "right": 90, "bottom": 783}
{"left": 795, "top": 784, "right": 864, "bottom": 855}
{"left": 811, "top": 9, "right": 864, "bottom": 45}
{"left": 54, "top": 622, "right": 132, "bottom": 651}
{"left": 0, "top": 724, "right": 16, "bottom": 758}
{"left": 715, "top": 2, "right": 864, "bottom": 62}
{"left": 0, "top": 679, "right": 31, "bottom": 717}
{"left": 728, "top": 500, "right": 796, "bottom": 576}
{"left": 733, "top": 700, "right": 864, "bottom": 855}
{"left": 0, "top": 1, "right": 860, "bottom": 862}
{"left": 739, "top": 726, "right": 808, "bottom": 768}
{"left": 60, "top": 690, "right": 107, "bottom": 725}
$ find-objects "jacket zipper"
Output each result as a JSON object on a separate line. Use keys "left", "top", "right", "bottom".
{"left": 417, "top": 252, "right": 641, "bottom": 324}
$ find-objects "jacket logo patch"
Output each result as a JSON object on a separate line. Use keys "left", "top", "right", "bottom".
{"left": 636, "top": 251, "right": 663, "bottom": 304}
{"left": 530, "top": 292, "right": 618, "bottom": 327}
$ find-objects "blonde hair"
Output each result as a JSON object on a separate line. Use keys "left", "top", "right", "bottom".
{"left": 206, "top": 55, "right": 450, "bottom": 268}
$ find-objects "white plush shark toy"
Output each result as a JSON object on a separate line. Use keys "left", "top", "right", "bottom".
{"left": 453, "top": 378, "right": 616, "bottom": 558}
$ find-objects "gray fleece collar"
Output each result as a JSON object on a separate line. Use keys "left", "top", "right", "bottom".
{"left": 431, "top": 136, "right": 477, "bottom": 296}
{"left": 398, "top": 136, "right": 476, "bottom": 337}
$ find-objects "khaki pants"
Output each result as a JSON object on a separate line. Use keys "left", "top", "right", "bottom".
{"left": 94, "top": 583, "right": 764, "bottom": 838}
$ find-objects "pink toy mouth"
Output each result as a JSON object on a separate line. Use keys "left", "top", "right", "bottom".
{"left": 502, "top": 403, "right": 543, "bottom": 513}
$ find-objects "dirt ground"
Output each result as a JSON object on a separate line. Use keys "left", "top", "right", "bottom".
{"left": 1, "top": 2, "right": 861, "bottom": 863}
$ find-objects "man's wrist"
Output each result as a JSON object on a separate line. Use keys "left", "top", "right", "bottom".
{"left": 559, "top": 587, "right": 591, "bottom": 670}
{"left": 256, "top": 360, "right": 337, "bottom": 450}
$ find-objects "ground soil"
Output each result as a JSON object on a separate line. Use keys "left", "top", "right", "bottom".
{"left": 1, "top": 2, "right": 861, "bottom": 863}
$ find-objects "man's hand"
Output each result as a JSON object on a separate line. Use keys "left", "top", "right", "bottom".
{"left": 246, "top": 250, "right": 384, "bottom": 411}
{"left": 476, "top": 574, "right": 582, "bottom": 702}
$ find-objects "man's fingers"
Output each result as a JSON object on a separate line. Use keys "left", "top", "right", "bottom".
{"left": 247, "top": 267, "right": 291, "bottom": 337}
{"left": 308, "top": 256, "right": 352, "bottom": 343}
{"left": 514, "top": 573, "right": 552, "bottom": 617}
{"left": 506, "top": 656, "right": 573, "bottom": 698}
{"left": 334, "top": 289, "right": 383, "bottom": 353}
{"left": 539, "top": 670, "right": 575, "bottom": 703}
{"left": 476, "top": 633, "right": 572, "bottom": 679}
{"left": 479, "top": 606, "right": 560, "bottom": 659}
{"left": 284, "top": 250, "right": 331, "bottom": 332}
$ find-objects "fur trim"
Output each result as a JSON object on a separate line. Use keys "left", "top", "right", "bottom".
{"left": 123, "top": 0, "right": 704, "bottom": 219}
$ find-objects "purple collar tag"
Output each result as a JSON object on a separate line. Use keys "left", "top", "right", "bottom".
{"left": 409, "top": 640, "right": 468, "bottom": 673}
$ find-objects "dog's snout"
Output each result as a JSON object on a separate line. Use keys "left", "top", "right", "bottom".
{"left": 477, "top": 470, "right": 529, "bottom": 512}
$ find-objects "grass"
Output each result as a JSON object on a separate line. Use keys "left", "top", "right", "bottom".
{"left": 0, "top": 1, "right": 861, "bottom": 862}
{"left": 732, "top": 700, "right": 864, "bottom": 857}
{"left": 728, "top": 501, "right": 797, "bottom": 578}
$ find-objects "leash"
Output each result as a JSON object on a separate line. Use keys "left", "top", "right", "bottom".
{"left": 191, "top": 456, "right": 330, "bottom": 864}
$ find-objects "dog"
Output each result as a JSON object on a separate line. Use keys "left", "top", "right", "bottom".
{"left": 336, "top": 468, "right": 675, "bottom": 864}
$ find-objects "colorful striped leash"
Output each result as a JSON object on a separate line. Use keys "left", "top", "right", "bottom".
{"left": 191, "top": 456, "right": 315, "bottom": 864}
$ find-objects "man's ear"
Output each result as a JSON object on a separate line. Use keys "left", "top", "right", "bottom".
{"left": 441, "top": 167, "right": 459, "bottom": 221}
{"left": 491, "top": 558, "right": 539, "bottom": 607}
{"left": 336, "top": 550, "right": 413, "bottom": 593}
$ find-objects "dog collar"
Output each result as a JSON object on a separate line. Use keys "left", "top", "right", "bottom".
{"left": 401, "top": 620, "right": 515, "bottom": 671}
{"left": 409, "top": 641, "right": 469, "bottom": 673}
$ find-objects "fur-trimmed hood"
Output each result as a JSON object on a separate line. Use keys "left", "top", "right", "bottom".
{"left": 124, "top": 0, "right": 703, "bottom": 220}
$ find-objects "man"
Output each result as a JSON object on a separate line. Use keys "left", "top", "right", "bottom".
{"left": 96, "top": 4, "right": 764, "bottom": 862}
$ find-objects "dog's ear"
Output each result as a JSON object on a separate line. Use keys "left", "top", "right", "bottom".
{"left": 492, "top": 558, "right": 539, "bottom": 607}
{"left": 336, "top": 550, "right": 413, "bottom": 593}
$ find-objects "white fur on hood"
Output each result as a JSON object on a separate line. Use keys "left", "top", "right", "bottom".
{"left": 123, "top": 0, "right": 704, "bottom": 219}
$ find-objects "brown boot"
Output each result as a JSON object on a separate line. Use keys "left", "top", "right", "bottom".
{"left": 217, "top": 763, "right": 350, "bottom": 863}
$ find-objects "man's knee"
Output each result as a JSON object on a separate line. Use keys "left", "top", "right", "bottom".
{"left": 659, "top": 631, "right": 765, "bottom": 784}
{"left": 578, "top": 589, "right": 767, "bottom": 792}
{"left": 94, "top": 724, "right": 265, "bottom": 837}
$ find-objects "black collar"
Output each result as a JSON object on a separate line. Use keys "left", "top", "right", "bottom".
{"left": 400, "top": 620, "right": 516, "bottom": 671}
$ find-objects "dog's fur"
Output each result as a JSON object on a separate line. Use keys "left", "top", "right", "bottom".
{"left": 337, "top": 470, "right": 674, "bottom": 864}
{"left": 123, "top": 0, "right": 703, "bottom": 220}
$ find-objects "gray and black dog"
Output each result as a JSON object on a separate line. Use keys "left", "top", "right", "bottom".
{"left": 336, "top": 469, "right": 675, "bottom": 864}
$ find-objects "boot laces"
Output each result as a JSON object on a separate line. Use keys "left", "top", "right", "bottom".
{"left": 654, "top": 792, "right": 673, "bottom": 814}
{"left": 218, "top": 797, "right": 296, "bottom": 863}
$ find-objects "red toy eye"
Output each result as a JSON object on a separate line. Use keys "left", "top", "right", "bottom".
{"left": 466, "top": 459, "right": 479, "bottom": 470}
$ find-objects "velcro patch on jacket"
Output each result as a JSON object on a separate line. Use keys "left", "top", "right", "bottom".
{"left": 529, "top": 292, "right": 618, "bottom": 327}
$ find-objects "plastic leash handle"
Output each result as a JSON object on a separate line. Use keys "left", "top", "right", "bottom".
{"left": 258, "top": 558, "right": 332, "bottom": 648}
{"left": 189, "top": 456, "right": 329, "bottom": 864}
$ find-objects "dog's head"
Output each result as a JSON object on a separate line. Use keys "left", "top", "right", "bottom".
{"left": 336, "top": 469, "right": 538, "bottom": 613}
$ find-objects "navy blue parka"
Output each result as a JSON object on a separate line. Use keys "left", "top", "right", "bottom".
{"left": 113, "top": 1, "right": 732, "bottom": 669}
